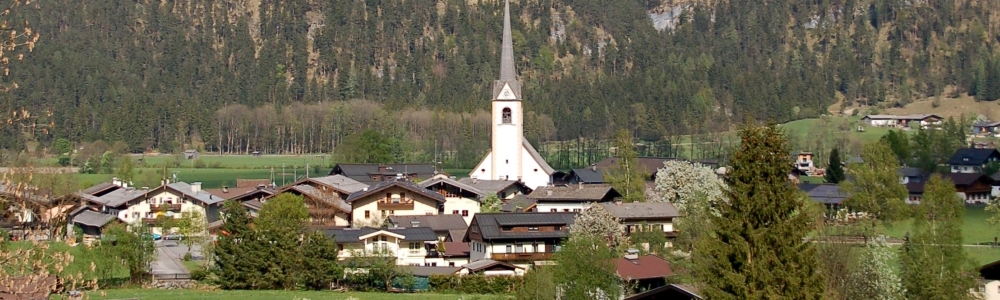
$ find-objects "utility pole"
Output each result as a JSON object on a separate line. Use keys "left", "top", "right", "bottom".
{"left": 282, "top": 163, "right": 286, "bottom": 186}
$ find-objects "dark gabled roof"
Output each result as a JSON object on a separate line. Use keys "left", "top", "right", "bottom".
{"left": 345, "top": 179, "right": 446, "bottom": 203}
{"left": 322, "top": 227, "right": 439, "bottom": 243}
{"left": 980, "top": 258, "right": 1000, "bottom": 280}
{"left": 974, "top": 121, "right": 1000, "bottom": 128}
{"left": 897, "top": 167, "right": 926, "bottom": 178}
{"left": 81, "top": 182, "right": 119, "bottom": 195}
{"left": 242, "top": 199, "right": 264, "bottom": 211}
{"left": 388, "top": 214, "right": 469, "bottom": 232}
{"left": 418, "top": 177, "right": 484, "bottom": 198}
{"left": 463, "top": 259, "right": 523, "bottom": 272}
{"left": 465, "top": 213, "right": 575, "bottom": 242}
{"left": 624, "top": 284, "right": 703, "bottom": 300}
{"left": 940, "top": 173, "right": 994, "bottom": 186}
{"left": 522, "top": 138, "right": 556, "bottom": 174}
{"left": 906, "top": 182, "right": 926, "bottom": 194}
{"left": 500, "top": 195, "right": 536, "bottom": 212}
{"left": 566, "top": 168, "right": 605, "bottom": 183}
{"left": 72, "top": 210, "right": 116, "bottom": 228}
{"left": 329, "top": 163, "right": 436, "bottom": 183}
{"left": 528, "top": 184, "right": 620, "bottom": 202}
{"left": 599, "top": 202, "right": 680, "bottom": 220}
{"left": 798, "top": 183, "right": 849, "bottom": 204}
{"left": 456, "top": 178, "right": 532, "bottom": 195}
{"left": 947, "top": 148, "right": 1000, "bottom": 166}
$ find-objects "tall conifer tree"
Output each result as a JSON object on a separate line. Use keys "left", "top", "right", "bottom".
{"left": 694, "top": 124, "right": 825, "bottom": 299}
{"left": 824, "top": 148, "right": 845, "bottom": 183}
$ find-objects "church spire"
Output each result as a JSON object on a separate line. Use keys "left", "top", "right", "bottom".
{"left": 499, "top": 0, "right": 516, "bottom": 82}
{"left": 493, "top": 0, "right": 520, "bottom": 100}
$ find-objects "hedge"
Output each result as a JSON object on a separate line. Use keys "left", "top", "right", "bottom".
{"left": 428, "top": 274, "right": 521, "bottom": 294}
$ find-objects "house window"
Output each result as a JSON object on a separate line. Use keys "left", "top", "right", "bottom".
{"left": 506, "top": 244, "right": 512, "bottom": 253}
{"left": 365, "top": 210, "right": 371, "bottom": 218}
{"left": 453, "top": 210, "right": 460, "bottom": 215}
{"left": 409, "top": 242, "right": 420, "bottom": 250}
{"left": 390, "top": 210, "right": 395, "bottom": 215}
{"left": 431, "top": 262, "right": 437, "bottom": 267}
{"left": 500, "top": 192, "right": 507, "bottom": 198}
{"left": 462, "top": 210, "right": 469, "bottom": 216}
{"left": 532, "top": 242, "right": 539, "bottom": 252}
{"left": 449, "top": 262, "right": 455, "bottom": 267}
{"left": 501, "top": 226, "right": 513, "bottom": 231}
{"left": 338, "top": 244, "right": 344, "bottom": 251}
{"left": 528, "top": 227, "right": 538, "bottom": 231}
{"left": 516, "top": 244, "right": 524, "bottom": 253}
{"left": 400, "top": 193, "right": 406, "bottom": 200}
{"left": 573, "top": 209, "right": 581, "bottom": 212}
{"left": 563, "top": 209, "right": 570, "bottom": 212}
{"left": 386, "top": 193, "right": 392, "bottom": 201}
{"left": 502, "top": 108, "right": 512, "bottom": 123}
{"left": 550, "top": 209, "right": 557, "bottom": 212}
{"left": 381, "top": 210, "right": 386, "bottom": 216}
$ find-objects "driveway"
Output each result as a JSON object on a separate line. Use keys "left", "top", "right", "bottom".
{"left": 150, "top": 241, "right": 190, "bottom": 276}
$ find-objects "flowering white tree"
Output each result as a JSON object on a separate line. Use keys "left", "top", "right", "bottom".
{"left": 847, "top": 235, "right": 905, "bottom": 300}
{"left": 570, "top": 205, "right": 629, "bottom": 252}
{"left": 653, "top": 160, "right": 726, "bottom": 211}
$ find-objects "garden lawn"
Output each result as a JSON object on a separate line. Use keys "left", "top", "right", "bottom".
{"left": 65, "top": 289, "right": 507, "bottom": 300}
{"left": 880, "top": 206, "right": 999, "bottom": 246}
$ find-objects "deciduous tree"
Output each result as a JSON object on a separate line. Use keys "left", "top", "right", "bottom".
{"left": 570, "top": 204, "right": 629, "bottom": 252}
{"left": 604, "top": 129, "right": 647, "bottom": 202}
{"left": 103, "top": 222, "right": 156, "bottom": 283}
{"left": 480, "top": 192, "right": 502, "bottom": 213}
{"left": 846, "top": 235, "right": 905, "bottom": 300}
{"left": 840, "top": 141, "right": 908, "bottom": 230}
{"left": 256, "top": 193, "right": 310, "bottom": 289}
{"left": 694, "top": 124, "right": 825, "bottom": 299}
{"left": 552, "top": 234, "right": 621, "bottom": 300}
{"left": 900, "top": 175, "right": 979, "bottom": 299}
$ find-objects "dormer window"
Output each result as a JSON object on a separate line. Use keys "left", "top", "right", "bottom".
{"left": 963, "top": 157, "right": 970, "bottom": 162}
{"left": 502, "top": 108, "right": 512, "bottom": 123}
{"left": 501, "top": 226, "right": 513, "bottom": 231}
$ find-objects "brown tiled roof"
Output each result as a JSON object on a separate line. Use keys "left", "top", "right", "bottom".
{"left": 0, "top": 275, "right": 58, "bottom": 300}
{"left": 615, "top": 255, "right": 673, "bottom": 280}
{"left": 599, "top": 202, "right": 680, "bottom": 220}
{"left": 286, "top": 184, "right": 351, "bottom": 213}
{"left": 441, "top": 242, "right": 471, "bottom": 257}
{"left": 528, "top": 184, "right": 620, "bottom": 202}
{"left": 237, "top": 179, "right": 271, "bottom": 188}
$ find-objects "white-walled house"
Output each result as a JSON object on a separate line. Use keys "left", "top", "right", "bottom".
{"left": 323, "top": 227, "right": 442, "bottom": 266}
{"left": 345, "top": 179, "right": 446, "bottom": 225}
{"left": 947, "top": 148, "right": 1000, "bottom": 174}
{"left": 464, "top": 212, "right": 576, "bottom": 269}
{"left": 387, "top": 214, "right": 469, "bottom": 242}
{"left": 77, "top": 181, "right": 224, "bottom": 234}
{"left": 275, "top": 175, "right": 368, "bottom": 228}
{"left": 600, "top": 202, "right": 680, "bottom": 250}
{"left": 528, "top": 184, "right": 620, "bottom": 213}
{"left": 419, "top": 176, "right": 485, "bottom": 224}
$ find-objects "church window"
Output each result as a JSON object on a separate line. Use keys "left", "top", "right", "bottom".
{"left": 502, "top": 108, "right": 512, "bottom": 123}
{"left": 505, "top": 159, "right": 509, "bottom": 164}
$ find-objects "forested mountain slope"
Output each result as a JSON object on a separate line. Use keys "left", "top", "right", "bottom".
{"left": 1, "top": 0, "right": 998, "bottom": 161}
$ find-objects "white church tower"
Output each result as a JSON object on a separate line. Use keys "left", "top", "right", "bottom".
{"left": 471, "top": 0, "right": 554, "bottom": 189}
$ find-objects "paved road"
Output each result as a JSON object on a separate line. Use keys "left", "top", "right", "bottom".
{"left": 150, "top": 241, "right": 190, "bottom": 276}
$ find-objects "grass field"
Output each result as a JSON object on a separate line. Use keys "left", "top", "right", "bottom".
{"left": 63, "top": 289, "right": 506, "bottom": 300}
{"left": 880, "top": 206, "right": 1000, "bottom": 246}
{"left": 779, "top": 116, "right": 893, "bottom": 143}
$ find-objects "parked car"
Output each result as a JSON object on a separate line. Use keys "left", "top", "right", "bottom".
{"left": 163, "top": 234, "right": 183, "bottom": 240}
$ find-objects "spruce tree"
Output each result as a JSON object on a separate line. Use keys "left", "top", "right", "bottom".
{"left": 900, "top": 175, "right": 979, "bottom": 299}
{"left": 824, "top": 148, "right": 845, "bottom": 183}
{"left": 694, "top": 124, "right": 825, "bottom": 299}
{"left": 215, "top": 201, "right": 268, "bottom": 289}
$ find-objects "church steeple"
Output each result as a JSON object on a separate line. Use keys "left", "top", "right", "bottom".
{"left": 493, "top": 0, "right": 521, "bottom": 101}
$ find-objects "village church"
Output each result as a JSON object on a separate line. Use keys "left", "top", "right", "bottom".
{"left": 471, "top": 0, "right": 554, "bottom": 189}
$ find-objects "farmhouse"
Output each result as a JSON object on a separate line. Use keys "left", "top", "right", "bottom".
{"left": 346, "top": 179, "right": 446, "bottom": 224}
{"left": 77, "top": 181, "right": 225, "bottom": 235}
{"left": 329, "top": 163, "right": 437, "bottom": 184}
{"left": 322, "top": 227, "right": 443, "bottom": 266}
{"left": 528, "top": 184, "right": 620, "bottom": 213}
{"left": 275, "top": 175, "right": 368, "bottom": 228}
{"left": 798, "top": 183, "right": 849, "bottom": 210}
{"left": 599, "top": 202, "right": 679, "bottom": 247}
{"left": 973, "top": 121, "right": 1000, "bottom": 136}
{"left": 464, "top": 212, "right": 576, "bottom": 269}
{"left": 862, "top": 114, "right": 942, "bottom": 128}
{"left": 419, "top": 176, "right": 484, "bottom": 224}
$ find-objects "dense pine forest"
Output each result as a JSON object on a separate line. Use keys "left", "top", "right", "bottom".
{"left": 1, "top": 0, "right": 999, "bottom": 168}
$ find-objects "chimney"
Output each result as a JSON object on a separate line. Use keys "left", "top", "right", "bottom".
{"left": 112, "top": 177, "right": 122, "bottom": 187}
{"left": 591, "top": 164, "right": 597, "bottom": 171}
{"left": 411, "top": 220, "right": 420, "bottom": 228}
{"left": 191, "top": 182, "right": 202, "bottom": 193}
{"left": 257, "top": 184, "right": 266, "bottom": 190}
{"left": 625, "top": 248, "right": 639, "bottom": 260}
{"left": 222, "top": 186, "right": 229, "bottom": 193}
{"left": 396, "top": 173, "right": 403, "bottom": 180}
{"left": 615, "top": 200, "right": 623, "bottom": 206}
{"left": 578, "top": 182, "right": 583, "bottom": 189}
{"left": 547, "top": 189, "right": 553, "bottom": 196}
{"left": 471, "top": 175, "right": 479, "bottom": 184}
{"left": 378, "top": 165, "right": 388, "bottom": 173}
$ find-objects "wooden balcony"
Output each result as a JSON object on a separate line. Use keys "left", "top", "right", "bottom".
{"left": 491, "top": 251, "right": 554, "bottom": 261}
{"left": 377, "top": 201, "right": 414, "bottom": 210}
{"left": 143, "top": 218, "right": 160, "bottom": 224}
{"left": 150, "top": 204, "right": 182, "bottom": 212}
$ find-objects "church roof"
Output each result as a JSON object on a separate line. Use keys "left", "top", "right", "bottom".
{"left": 523, "top": 138, "right": 555, "bottom": 174}
{"left": 492, "top": 0, "right": 521, "bottom": 100}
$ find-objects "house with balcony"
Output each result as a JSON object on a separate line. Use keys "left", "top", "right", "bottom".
{"left": 464, "top": 212, "right": 576, "bottom": 269}
{"left": 77, "top": 181, "right": 225, "bottom": 234}
{"left": 205, "top": 179, "right": 274, "bottom": 201}
{"left": 792, "top": 151, "right": 815, "bottom": 174}
{"left": 346, "top": 179, "right": 446, "bottom": 225}
{"left": 528, "top": 184, "right": 620, "bottom": 213}
{"left": 276, "top": 175, "right": 368, "bottom": 228}
{"left": 388, "top": 214, "right": 469, "bottom": 242}
{"left": 599, "top": 202, "right": 679, "bottom": 249}
{"left": 322, "top": 226, "right": 442, "bottom": 266}
{"left": 947, "top": 148, "right": 1000, "bottom": 174}
{"left": 456, "top": 178, "right": 533, "bottom": 200}
{"left": 419, "top": 176, "right": 485, "bottom": 224}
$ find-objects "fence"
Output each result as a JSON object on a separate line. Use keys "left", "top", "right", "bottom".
{"left": 152, "top": 273, "right": 191, "bottom": 280}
